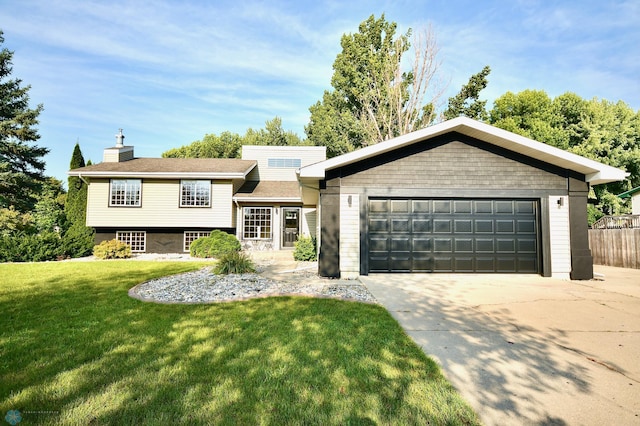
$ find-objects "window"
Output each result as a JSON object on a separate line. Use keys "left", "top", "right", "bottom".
{"left": 184, "top": 231, "right": 211, "bottom": 252}
{"left": 268, "top": 158, "right": 301, "bottom": 168}
{"left": 243, "top": 207, "right": 272, "bottom": 240}
{"left": 116, "top": 231, "right": 146, "bottom": 252}
{"left": 180, "top": 180, "right": 211, "bottom": 207}
{"left": 110, "top": 179, "right": 141, "bottom": 206}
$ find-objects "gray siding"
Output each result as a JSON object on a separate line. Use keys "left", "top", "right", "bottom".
{"left": 340, "top": 136, "right": 567, "bottom": 191}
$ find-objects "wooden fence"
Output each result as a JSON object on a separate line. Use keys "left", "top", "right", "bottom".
{"left": 588, "top": 229, "right": 640, "bottom": 269}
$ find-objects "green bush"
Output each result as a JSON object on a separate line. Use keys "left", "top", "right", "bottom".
{"left": 190, "top": 230, "right": 241, "bottom": 258}
{"left": 93, "top": 239, "right": 132, "bottom": 260}
{"left": 63, "top": 224, "right": 95, "bottom": 258}
{"left": 0, "top": 231, "right": 64, "bottom": 262}
{"left": 214, "top": 251, "right": 256, "bottom": 275}
{"left": 293, "top": 235, "right": 317, "bottom": 261}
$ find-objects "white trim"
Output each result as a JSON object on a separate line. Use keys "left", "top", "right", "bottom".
{"left": 297, "top": 117, "right": 628, "bottom": 185}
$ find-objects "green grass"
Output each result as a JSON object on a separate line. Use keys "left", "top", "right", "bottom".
{"left": 0, "top": 261, "right": 479, "bottom": 425}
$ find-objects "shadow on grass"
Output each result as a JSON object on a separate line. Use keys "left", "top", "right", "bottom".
{"left": 0, "top": 262, "right": 479, "bottom": 425}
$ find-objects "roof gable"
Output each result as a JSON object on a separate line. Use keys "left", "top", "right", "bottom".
{"left": 297, "top": 117, "right": 628, "bottom": 185}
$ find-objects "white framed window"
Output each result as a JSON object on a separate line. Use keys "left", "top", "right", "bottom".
{"left": 268, "top": 158, "right": 302, "bottom": 168}
{"left": 243, "top": 207, "right": 272, "bottom": 240}
{"left": 180, "top": 180, "right": 211, "bottom": 207}
{"left": 110, "top": 179, "right": 141, "bottom": 206}
{"left": 184, "top": 231, "right": 211, "bottom": 252}
{"left": 116, "top": 231, "right": 146, "bottom": 252}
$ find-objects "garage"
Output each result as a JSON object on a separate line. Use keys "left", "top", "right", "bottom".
{"left": 367, "top": 198, "right": 539, "bottom": 273}
{"left": 298, "top": 117, "right": 628, "bottom": 279}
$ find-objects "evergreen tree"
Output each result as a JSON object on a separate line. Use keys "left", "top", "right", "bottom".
{"left": 0, "top": 30, "right": 48, "bottom": 212}
{"left": 63, "top": 142, "right": 94, "bottom": 257}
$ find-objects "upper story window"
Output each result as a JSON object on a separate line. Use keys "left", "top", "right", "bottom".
{"left": 268, "top": 158, "right": 301, "bottom": 168}
{"left": 110, "top": 179, "right": 141, "bottom": 206}
{"left": 180, "top": 180, "right": 211, "bottom": 207}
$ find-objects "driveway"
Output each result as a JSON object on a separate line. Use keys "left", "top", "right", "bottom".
{"left": 360, "top": 266, "right": 640, "bottom": 425}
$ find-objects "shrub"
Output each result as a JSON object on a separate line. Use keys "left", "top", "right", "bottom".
{"left": 214, "top": 251, "right": 256, "bottom": 275}
{"left": 63, "top": 224, "right": 95, "bottom": 258}
{"left": 190, "top": 230, "right": 241, "bottom": 258}
{"left": 0, "top": 231, "right": 64, "bottom": 262}
{"left": 93, "top": 239, "right": 132, "bottom": 260}
{"left": 293, "top": 235, "right": 317, "bottom": 261}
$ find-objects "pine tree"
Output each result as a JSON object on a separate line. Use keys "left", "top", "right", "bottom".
{"left": 0, "top": 30, "right": 49, "bottom": 212}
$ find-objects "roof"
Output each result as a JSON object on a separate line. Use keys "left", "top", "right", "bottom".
{"left": 297, "top": 117, "right": 629, "bottom": 186}
{"left": 68, "top": 158, "right": 257, "bottom": 179}
{"left": 233, "top": 181, "right": 301, "bottom": 202}
{"left": 618, "top": 186, "right": 640, "bottom": 199}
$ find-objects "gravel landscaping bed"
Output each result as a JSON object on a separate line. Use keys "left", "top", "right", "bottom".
{"left": 129, "top": 267, "right": 378, "bottom": 304}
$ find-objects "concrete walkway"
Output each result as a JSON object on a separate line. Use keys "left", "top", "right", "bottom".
{"left": 360, "top": 267, "right": 640, "bottom": 425}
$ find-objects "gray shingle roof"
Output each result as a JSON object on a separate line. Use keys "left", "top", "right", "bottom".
{"left": 234, "top": 181, "right": 301, "bottom": 200}
{"left": 69, "top": 158, "right": 256, "bottom": 177}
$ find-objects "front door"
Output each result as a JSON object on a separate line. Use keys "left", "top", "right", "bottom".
{"left": 282, "top": 208, "right": 300, "bottom": 248}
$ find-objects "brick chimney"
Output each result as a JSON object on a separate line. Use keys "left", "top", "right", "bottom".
{"left": 103, "top": 128, "right": 134, "bottom": 162}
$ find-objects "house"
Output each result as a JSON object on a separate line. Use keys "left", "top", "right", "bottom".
{"left": 68, "top": 130, "right": 326, "bottom": 253}
{"left": 618, "top": 186, "right": 640, "bottom": 215}
{"left": 70, "top": 118, "right": 627, "bottom": 280}
{"left": 297, "top": 117, "right": 628, "bottom": 280}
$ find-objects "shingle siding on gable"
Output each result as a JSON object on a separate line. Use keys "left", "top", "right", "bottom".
{"left": 340, "top": 135, "right": 567, "bottom": 191}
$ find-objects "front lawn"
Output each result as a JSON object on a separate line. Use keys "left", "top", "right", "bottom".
{"left": 0, "top": 261, "right": 479, "bottom": 425}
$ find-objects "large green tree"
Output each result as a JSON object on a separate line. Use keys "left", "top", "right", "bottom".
{"left": 162, "top": 117, "right": 305, "bottom": 158}
{"left": 306, "top": 15, "right": 444, "bottom": 157}
{"left": 443, "top": 66, "right": 491, "bottom": 121}
{"left": 0, "top": 30, "right": 48, "bottom": 212}
{"left": 488, "top": 90, "right": 640, "bottom": 218}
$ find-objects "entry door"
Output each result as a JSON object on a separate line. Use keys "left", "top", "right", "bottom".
{"left": 282, "top": 208, "right": 300, "bottom": 248}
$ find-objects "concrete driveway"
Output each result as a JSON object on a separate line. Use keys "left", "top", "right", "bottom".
{"left": 360, "top": 266, "right": 640, "bottom": 425}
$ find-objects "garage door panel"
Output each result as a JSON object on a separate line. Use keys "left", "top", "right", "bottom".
{"left": 391, "top": 238, "right": 410, "bottom": 251}
{"left": 433, "top": 200, "right": 452, "bottom": 213}
{"left": 413, "top": 219, "right": 432, "bottom": 232}
{"left": 434, "top": 257, "right": 453, "bottom": 272}
{"left": 497, "top": 239, "right": 516, "bottom": 253}
{"left": 455, "top": 220, "right": 473, "bottom": 233}
{"left": 413, "top": 238, "right": 432, "bottom": 252}
{"left": 496, "top": 220, "right": 515, "bottom": 233}
{"left": 391, "top": 219, "right": 410, "bottom": 232}
{"left": 369, "top": 218, "right": 388, "bottom": 232}
{"left": 518, "top": 239, "right": 537, "bottom": 253}
{"left": 454, "top": 200, "right": 472, "bottom": 213}
{"left": 455, "top": 258, "right": 474, "bottom": 272}
{"left": 475, "top": 220, "right": 494, "bottom": 233}
{"left": 454, "top": 238, "right": 473, "bottom": 253}
{"left": 497, "top": 257, "right": 517, "bottom": 272}
{"left": 368, "top": 198, "right": 539, "bottom": 273}
{"left": 434, "top": 219, "right": 452, "bottom": 233}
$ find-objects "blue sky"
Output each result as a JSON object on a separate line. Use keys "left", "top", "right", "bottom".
{"left": 2, "top": 0, "right": 638, "bottom": 186}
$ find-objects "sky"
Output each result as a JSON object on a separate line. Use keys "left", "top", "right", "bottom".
{"left": 1, "top": 0, "right": 639, "bottom": 186}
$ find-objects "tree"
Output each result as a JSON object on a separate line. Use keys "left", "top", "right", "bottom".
{"left": 33, "top": 177, "right": 66, "bottom": 233}
{"left": 0, "top": 30, "right": 49, "bottom": 212}
{"left": 443, "top": 66, "right": 491, "bottom": 121}
{"left": 488, "top": 89, "right": 640, "bottom": 218}
{"left": 63, "top": 142, "right": 94, "bottom": 257}
{"left": 162, "top": 117, "right": 305, "bottom": 159}
{"left": 306, "top": 15, "right": 445, "bottom": 157}
{"left": 65, "top": 142, "right": 86, "bottom": 225}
